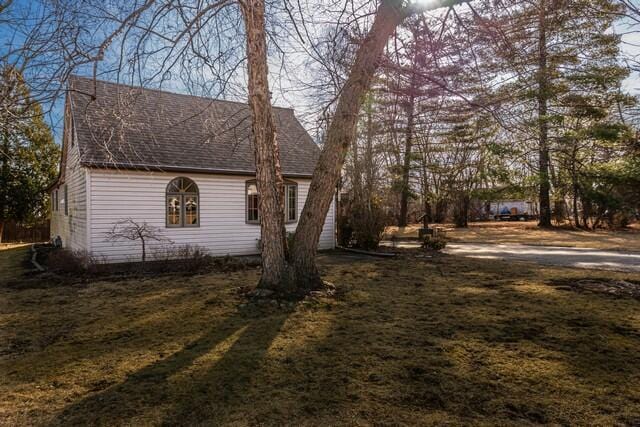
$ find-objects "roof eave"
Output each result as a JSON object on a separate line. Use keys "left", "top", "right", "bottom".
{"left": 81, "top": 161, "right": 314, "bottom": 179}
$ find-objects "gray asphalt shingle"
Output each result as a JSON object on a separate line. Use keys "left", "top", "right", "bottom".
{"left": 69, "top": 76, "right": 319, "bottom": 177}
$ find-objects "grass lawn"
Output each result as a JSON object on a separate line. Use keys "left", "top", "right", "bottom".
{"left": 1, "top": 249, "right": 640, "bottom": 425}
{"left": 0, "top": 244, "right": 31, "bottom": 283}
{"left": 387, "top": 221, "right": 640, "bottom": 252}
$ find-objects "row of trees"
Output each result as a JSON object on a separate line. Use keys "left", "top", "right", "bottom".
{"left": 340, "top": 0, "right": 639, "bottom": 239}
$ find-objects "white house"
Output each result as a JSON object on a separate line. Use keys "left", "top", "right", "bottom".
{"left": 49, "top": 76, "right": 335, "bottom": 263}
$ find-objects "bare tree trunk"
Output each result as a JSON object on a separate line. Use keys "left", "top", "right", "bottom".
{"left": 571, "top": 144, "right": 580, "bottom": 228}
{"left": 454, "top": 192, "right": 470, "bottom": 228}
{"left": 291, "top": 0, "right": 408, "bottom": 290}
{"left": 364, "top": 102, "right": 374, "bottom": 207}
{"left": 240, "top": 0, "right": 289, "bottom": 292}
{"left": 434, "top": 198, "right": 447, "bottom": 223}
{"left": 537, "top": 0, "right": 552, "bottom": 227}
{"left": 0, "top": 130, "right": 8, "bottom": 244}
{"left": 422, "top": 201, "right": 430, "bottom": 229}
{"left": 399, "top": 73, "right": 417, "bottom": 227}
{"left": 352, "top": 121, "right": 363, "bottom": 200}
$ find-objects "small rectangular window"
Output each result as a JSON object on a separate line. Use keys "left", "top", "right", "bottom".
{"left": 286, "top": 184, "right": 297, "bottom": 222}
{"left": 64, "top": 185, "right": 68, "bottom": 216}
{"left": 246, "top": 182, "right": 259, "bottom": 223}
{"left": 184, "top": 196, "right": 199, "bottom": 226}
{"left": 167, "top": 196, "right": 181, "bottom": 226}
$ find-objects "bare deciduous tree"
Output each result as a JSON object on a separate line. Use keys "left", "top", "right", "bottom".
{"left": 105, "top": 218, "right": 172, "bottom": 266}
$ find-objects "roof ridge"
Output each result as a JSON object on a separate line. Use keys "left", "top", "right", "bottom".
{"left": 68, "top": 74, "right": 295, "bottom": 112}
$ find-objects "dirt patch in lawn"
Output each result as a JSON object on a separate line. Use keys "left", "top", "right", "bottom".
{"left": 550, "top": 277, "right": 640, "bottom": 299}
{"left": 1, "top": 251, "right": 640, "bottom": 425}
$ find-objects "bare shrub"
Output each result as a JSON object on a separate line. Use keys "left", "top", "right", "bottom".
{"left": 105, "top": 219, "right": 172, "bottom": 267}
{"left": 152, "top": 245, "right": 257, "bottom": 273}
{"left": 422, "top": 235, "right": 447, "bottom": 252}
{"left": 153, "top": 245, "right": 213, "bottom": 272}
{"left": 346, "top": 201, "right": 389, "bottom": 250}
{"left": 46, "top": 249, "right": 102, "bottom": 274}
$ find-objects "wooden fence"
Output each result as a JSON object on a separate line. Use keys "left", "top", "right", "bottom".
{"left": 1, "top": 220, "right": 50, "bottom": 243}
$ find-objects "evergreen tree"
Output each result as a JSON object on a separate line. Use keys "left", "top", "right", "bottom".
{"left": 0, "top": 67, "right": 59, "bottom": 242}
{"left": 484, "top": 0, "right": 627, "bottom": 227}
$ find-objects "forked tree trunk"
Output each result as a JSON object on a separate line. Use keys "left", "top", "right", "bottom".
{"left": 240, "top": 0, "right": 289, "bottom": 292}
{"left": 290, "top": 0, "right": 409, "bottom": 290}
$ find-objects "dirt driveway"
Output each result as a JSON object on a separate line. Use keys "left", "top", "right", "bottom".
{"left": 386, "top": 222, "right": 640, "bottom": 252}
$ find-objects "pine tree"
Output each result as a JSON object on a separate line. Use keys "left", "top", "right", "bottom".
{"left": 0, "top": 67, "right": 59, "bottom": 242}
{"left": 484, "top": 0, "right": 627, "bottom": 227}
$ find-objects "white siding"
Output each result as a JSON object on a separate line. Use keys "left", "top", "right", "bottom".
{"left": 50, "top": 140, "right": 87, "bottom": 251}
{"left": 89, "top": 170, "right": 335, "bottom": 263}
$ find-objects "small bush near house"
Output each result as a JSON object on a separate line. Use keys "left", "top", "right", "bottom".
{"left": 340, "top": 200, "right": 388, "bottom": 250}
{"left": 152, "top": 245, "right": 258, "bottom": 273}
{"left": 45, "top": 248, "right": 103, "bottom": 275}
{"left": 153, "top": 245, "right": 214, "bottom": 272}
{"left": 42, "top": 245, "right": 256, "bottom": 279}
{"left": 422, "top": 234, "right": 447, "bottom": 251}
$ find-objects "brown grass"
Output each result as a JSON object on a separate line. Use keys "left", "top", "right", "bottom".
{"left": 0, "top": 244, "right": 30, "bottom": 283}
{"left": 1, "top": 250, "right": 640, "bottom": 425}
{"left": 387, "top": 221, "right": 640, "bottom": 252}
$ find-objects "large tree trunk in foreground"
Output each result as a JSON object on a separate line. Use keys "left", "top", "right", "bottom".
{"left": 240, "top": 0, "right": 289, "bottom": 292}
{"left": 537, "top": 0, "right": 552, "bottom": 227}
{"left": 290, "top": 0, "right": 409, "bottom": 290}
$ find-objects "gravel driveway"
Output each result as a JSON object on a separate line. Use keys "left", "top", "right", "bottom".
{"left": 444, "top": 243, "right": 640, "bottom": 273}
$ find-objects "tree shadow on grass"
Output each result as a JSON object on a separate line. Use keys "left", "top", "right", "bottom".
{"left": 277, "top": 256, "right": 640, "bottom": 424}
{"left": 53, "top": 308, "right": 290, "bottom": 426}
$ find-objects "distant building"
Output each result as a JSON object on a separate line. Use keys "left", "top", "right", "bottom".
{"left": 486, "top": 199, "right": 538, "bottom": 221}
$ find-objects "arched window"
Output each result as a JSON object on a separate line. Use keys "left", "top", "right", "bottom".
{"left": 166, "top": 177, "right": 199, "bottom": 227}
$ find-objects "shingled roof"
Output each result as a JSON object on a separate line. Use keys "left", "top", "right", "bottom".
{"left": 68, "top": 76, "right": 319, "bottom": 177}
